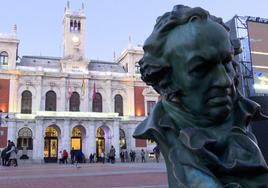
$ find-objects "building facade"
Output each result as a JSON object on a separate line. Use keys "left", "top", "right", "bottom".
{"left": 0, "top": 3, "right": 159, "bottom": 162}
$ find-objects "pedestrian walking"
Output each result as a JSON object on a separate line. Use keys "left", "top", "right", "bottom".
{"left": 153, "top": 145, "right": 160, "bottom": 163}
{"left": 109, "top": 145, "right": 116, "bottom": 164}
{"left": 120, "top": 151, "right": 124, "bottom": 162}
{"left": 141, "top": 149, "right": 146, "bottom": 163}
{"left": 63, "top": 149, "right": 68, "bottom": 164}
{"left": 70, "top": 147, "right": 75, "bottom": 164}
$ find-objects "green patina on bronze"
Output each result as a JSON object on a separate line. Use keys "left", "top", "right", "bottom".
{"left": 133, "top": 5, "right": 268, "bottom": 187}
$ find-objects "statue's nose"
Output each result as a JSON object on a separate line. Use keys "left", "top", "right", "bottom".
{"left": 212, "top": 64, "right": 232, "bottom": 88}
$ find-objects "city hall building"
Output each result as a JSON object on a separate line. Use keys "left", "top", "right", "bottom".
{"left": 0, "top": 3, "right": 159, "bottom": 162}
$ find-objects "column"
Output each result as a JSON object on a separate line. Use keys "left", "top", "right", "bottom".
{"left": 104, "top": 80, "right": 112, "bottom": 112}
{"left": 126, "top": 84, "right": 135, "bottom": 116}
{"left": 7, "top": 120, "right": 16, "bottom": 142}
{"left": 34, "top": 76, "right": 42, "bottom": 112}
{"left": 62, "top": 119, "right": 70, "bottom": 152}
{"left": 87, "top": 123, "right": 96, "bottom": 155}
{"left": 112, "top": 120, "right": 120, "bottom": 159}
{"left": 129, "top": 127, "right": 136, "bottom": 149}
{"left": 9, "top": 75, "right": 18, "bottom": 113}
{"left": 33, "top": 119, "right": 44, "bottom": 162}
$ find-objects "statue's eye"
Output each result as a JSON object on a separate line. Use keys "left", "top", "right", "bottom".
{"left": 189, "top": 63, "right": 209, "bottom": 78}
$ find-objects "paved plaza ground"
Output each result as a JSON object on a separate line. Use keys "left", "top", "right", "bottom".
{"left": 0, "top": 162, "right": 168, "bottom": 188}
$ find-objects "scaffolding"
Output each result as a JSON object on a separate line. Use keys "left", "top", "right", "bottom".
{"left": 232, "top": 15, "right": 254, "bottom": 97}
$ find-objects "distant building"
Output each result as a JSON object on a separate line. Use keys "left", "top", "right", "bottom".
{"left": 0, "top": 3, "right": 159, "bottom": 162}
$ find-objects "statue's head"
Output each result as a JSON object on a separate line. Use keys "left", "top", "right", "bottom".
{"left": 139, "top": 5, "right": 239, "bottom": 122}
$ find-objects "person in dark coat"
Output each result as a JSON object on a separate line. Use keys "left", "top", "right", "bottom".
{"left": 109, "top": 146, "right": 116, "bottom": 164}
{"left": 70, "top": 147, "right": 75, "bottom": 164}
{"left": 1, "top": 148, "right": 7, "bottom": 166}
{"left": 6, "top": 142, "right": 18, "bottom": 167}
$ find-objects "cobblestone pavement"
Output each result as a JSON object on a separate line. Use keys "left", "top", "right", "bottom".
{"left": 0, "top": 162, "right": 168, "bottom": 188}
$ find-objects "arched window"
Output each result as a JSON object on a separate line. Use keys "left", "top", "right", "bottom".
{"left": 78, "top": 21, "right": 81, "bottom": 31}
{"left": 92, "top": 93, "right": 102, "bottom": 112}
{"left": 21, "top": 90, "right": 32, "bottom": 114}
{"left": 69, "top": 92, "right": 80, "bottom": 111}
{"left": 45, "top": 90, "right": 56, "bottom": 111}
{"left": 114, "top": 94, "right": 123, "bottom": 116}
{"left": 17, "top": 127, "right": 33, "bottom": 150}
{"left": 70, "top": 20, "right": 74, "bottom": 31}
{"left": 0, "top": 51, "right": 8, "bottom": 65}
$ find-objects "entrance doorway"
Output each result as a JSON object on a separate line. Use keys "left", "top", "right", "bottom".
{"left": 96, "top": 127, "right": 105, "bottom": 159}
{"left": 44, "top": 126, "right": 59, "bottom": 163}
{"left": 71, "top": 127, "right": 82, "bottom": 151}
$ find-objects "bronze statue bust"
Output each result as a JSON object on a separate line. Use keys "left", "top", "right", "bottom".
{"left": 133, "top": 5, "right": 268, "bottom": 187}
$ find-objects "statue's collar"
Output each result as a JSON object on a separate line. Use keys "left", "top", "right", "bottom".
{"left": 133, "top": 94, "right": 262, "bottom": 139}
{"left": 133, "top": 101, "right": 176, "bottom": 139}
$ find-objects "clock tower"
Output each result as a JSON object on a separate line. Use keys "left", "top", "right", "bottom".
{"left": 63, "top": 1, "right": 86, "bottom": 60}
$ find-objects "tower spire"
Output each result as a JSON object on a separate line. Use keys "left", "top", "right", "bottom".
{"left": 82, "top": 2, "right": 84, "bottom": 10}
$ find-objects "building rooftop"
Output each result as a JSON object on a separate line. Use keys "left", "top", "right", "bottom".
{"left": 18, "top": 56, "right": 126, "bottom": 73}
{"left": 19, "top": 56, "right": 61, "bottom": 69}
{"left": 89, "top": 60, "right": 125, "bottom": 73}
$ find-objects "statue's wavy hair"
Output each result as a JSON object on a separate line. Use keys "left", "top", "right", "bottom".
{"left": 139, "top": 5, "right": 233, "bottom": 100}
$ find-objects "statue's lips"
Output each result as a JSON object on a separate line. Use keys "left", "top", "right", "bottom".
{"left": 206, "top": 96, "right": 232, "bottom": 107}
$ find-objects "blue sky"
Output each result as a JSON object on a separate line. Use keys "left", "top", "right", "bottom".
{"left": 0, "top": 0, "right": 267, "bottom": 61}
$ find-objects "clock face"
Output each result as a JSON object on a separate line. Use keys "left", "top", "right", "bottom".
{"left": 72, "top": 36, "right": 80, "bottom": 44}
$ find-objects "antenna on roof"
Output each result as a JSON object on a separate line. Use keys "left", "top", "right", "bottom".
{"left": 13, "top": 24, "right": 17, "bottom": 35}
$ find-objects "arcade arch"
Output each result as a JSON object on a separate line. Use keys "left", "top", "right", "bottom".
{"left": 44, "top": 125, "right": 61, "bottom": 163}
{"left": 95, "top": 125, "right": 111, "bottom": 159}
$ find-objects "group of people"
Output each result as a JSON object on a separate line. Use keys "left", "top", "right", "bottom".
{"left": 1, "top": 140, "right": 18, "bottom": 167}
{"left": 119, "top": 147, "right": 160, "bottom": 163}
{"left": 59, "top": 149, "right": 69, "bottom": 164}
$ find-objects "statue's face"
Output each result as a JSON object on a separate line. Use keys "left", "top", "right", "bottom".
{"left": 166, "top": 19, "right": 236, "bottom": 122}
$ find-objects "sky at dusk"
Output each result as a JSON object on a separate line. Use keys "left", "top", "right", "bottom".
{"left": 0, "top": 0, "right": 267, "bottom": 61}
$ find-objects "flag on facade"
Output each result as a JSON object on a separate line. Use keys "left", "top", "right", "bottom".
{"left": 81, "top": 79, "right": 86, "bottom": 96}
{"left": 92, "top": 81, "right": 96, "bottom": 101}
